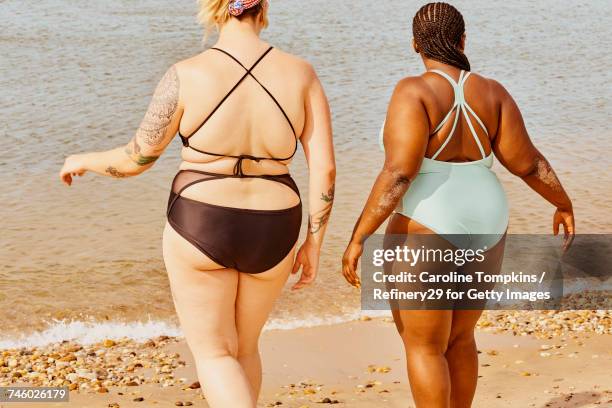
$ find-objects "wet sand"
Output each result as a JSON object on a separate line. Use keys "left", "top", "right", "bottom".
{"left": 4, "top": 313, "right": 611, "bottom": 408}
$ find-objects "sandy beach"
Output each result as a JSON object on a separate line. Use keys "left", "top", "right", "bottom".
{"left": 3, "top": 312, "right": 610, "bottom": 408}
{"left": 1, "top": 1, "right": 611, "bottom": 407}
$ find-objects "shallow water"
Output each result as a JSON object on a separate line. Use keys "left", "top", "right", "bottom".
{"left": 1, "top": 0, "right": 611, "bottom": 344}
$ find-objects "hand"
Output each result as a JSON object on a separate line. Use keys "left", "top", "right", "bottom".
{"left": 291, "top": 239, "right": 320, "bottom": 290}
{"left": 59, "top": 154, "right": 87, "bottom": 186}
{"left": 553, "top": 207, "right": 575, "bottom": 253}
{"left": 342, "top": 240, "right": 363, "bottom": 288}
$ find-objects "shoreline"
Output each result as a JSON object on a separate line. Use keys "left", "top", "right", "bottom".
{"left": 1, "top": 312, "right": 611, "bottom": 408}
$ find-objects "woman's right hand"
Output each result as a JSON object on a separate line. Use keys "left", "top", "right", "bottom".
{"left": 59, "top": 154, "right": 87, "bottom": 186}
{"left": 553, "top": 207, "right": 575, "bottom": 252}
{"left": 291, "top": 239, "right": 320, "bottom": 290}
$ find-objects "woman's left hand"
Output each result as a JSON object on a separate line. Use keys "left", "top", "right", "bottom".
{"left": 342, "top": 241, "right": 363, "bottom": 288}
{"left": 59, "top": 154, "right": 87, "bottom": 186}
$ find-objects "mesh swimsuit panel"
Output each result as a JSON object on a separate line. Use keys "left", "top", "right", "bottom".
{"left": 167, "top": 46, "right": 302, "bottom": 273}
{"left": 380, "top": 70, "right": 509, "bottom": 250}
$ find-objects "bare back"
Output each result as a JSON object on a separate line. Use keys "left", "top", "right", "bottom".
{"left": 418, "top": 69, "right": 501, "bottom": 163}
{"left": 174, "top": 43, "right": 312, "bottom": 210}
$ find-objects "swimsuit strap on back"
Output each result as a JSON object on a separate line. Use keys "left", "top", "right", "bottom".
{"left": 178, "top": 46, "right": 298, "bottom": 176}
{"left": 429, "top": 69, "right": 489, "bottom": 160}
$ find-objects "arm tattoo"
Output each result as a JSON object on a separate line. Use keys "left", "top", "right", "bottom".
{"left": 309, "top": 184, "right": 335, "bottom": 234}
{"left": 137, "top": 65, "right": 179, "bottom": 147}
{"left": 106, "top": 166, "right": 126, "bottom": 178}
{"left": 534, "top": 157, "right": 562, "bottom": 192}
{"left": 124, "top": 138, "right": 159, "bottom": 166}
{"left": 321, "top": 184, "right": 335, "bottom": 203}
{"left": 124, "top": 66, "right": 179, "bottom": 166}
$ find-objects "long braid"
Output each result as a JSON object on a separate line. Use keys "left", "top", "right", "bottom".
{"left": 413, "top": 2, "right": 471, "bottom": 71}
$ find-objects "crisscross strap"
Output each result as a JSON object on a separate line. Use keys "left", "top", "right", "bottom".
{"left": 211, "top": 47, "right": 297, "bottom": 138}
{"left": 178, "top": 46, "right": 298, "bottom": 175}
{"left": 429, "top": 69, "right": 489, "bottom": 160}
{"left": 167, "top": 169, "right": 300, "bottom": 216}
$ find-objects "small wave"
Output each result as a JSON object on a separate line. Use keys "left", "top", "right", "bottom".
{"left": 0, "top": 319, "right": 182, "bottom": 349}
{"left": 0, "top": 311, "right": 391, "bottom": 349}
{"left": 265, "top": 310, "right": 391, "bottom": 331}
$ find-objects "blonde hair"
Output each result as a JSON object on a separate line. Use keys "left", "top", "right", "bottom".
{"left": 197, "top": 0, "right": 269, "bottom": 35}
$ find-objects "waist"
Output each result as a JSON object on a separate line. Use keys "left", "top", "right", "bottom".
{"left": 169, "top": 168, "right": 300, "bottom": 211}
{"left": 417, "top": 154, "right": 494, "bottom": 174}
{"left": 179, "top": 157, "right": 290, "bottom": 177}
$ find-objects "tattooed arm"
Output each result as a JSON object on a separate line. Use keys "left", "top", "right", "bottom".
{"left": 291, "top": 65, "right": 336, "bottom": 290}
{"left": 342, "top": 78, "right": 429, "bottom": 287}
{"left": 492, "top": 80, "right": 574, "bottom": 250}
{"left": 60, "top": 65, "right": 182, "bottom": 184}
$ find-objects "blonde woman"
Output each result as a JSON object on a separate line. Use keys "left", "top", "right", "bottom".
{"left": 59, "top": 1, "right": 335, "bottom": 406}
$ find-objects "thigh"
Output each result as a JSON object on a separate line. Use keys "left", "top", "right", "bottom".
{"left": 456, "top": 233, "right": 507, "bottom": 310}
{"left": 385, "top": 214, "right": 458, "bottom": 310}
{"left": 448, "top": 310, "right": 482, "bottom": 344}
{"left": 393, "top": 309, "right": 453, "bottom": 352}
{"left": 235, "top": 245, "right": 296, "bottom": 352}
{"left": 163, "top": 223, "right": 239, "bottom": 354}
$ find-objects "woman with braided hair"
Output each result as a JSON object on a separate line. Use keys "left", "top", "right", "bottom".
{"left": 343, "top": 2, "right": 574, "bottom": 407}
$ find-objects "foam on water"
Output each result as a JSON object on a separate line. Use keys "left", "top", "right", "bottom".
{"left": 0, "top": 311, "right": 392, "bottom": 349}
{"left": 0, "top": 319, "right": 183, "bottom": 349}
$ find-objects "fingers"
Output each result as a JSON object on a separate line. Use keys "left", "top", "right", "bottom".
{"left": 291, "top": 278, "right": 310, "bottom": 290}
{"left": 60, "top": 171, "right": 72, "bottom": 186}
{"left": 341, "top": 259, "right": 352, "bottom": 284}
{"left": 342, "top": 258, "right": 360, "bottom": 288}
{"left": 562, "top": 219, "right": 575, "bottom": 253}
{"left": 291, "top": 257, "right": 302, "bottom": 275}
{"left": 59, "top": 164, "right": 78, "bottom": 186}
{"left": 292, "top": 267, "right": 315, "bottom": 290}
{"left": 292, "top": 254, "right": 314, "bottom": 290}
{"left": 562, "top": 234, "right": 574, "bottom": 253}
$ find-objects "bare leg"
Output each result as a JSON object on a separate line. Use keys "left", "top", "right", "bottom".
{"left": 162, "top": 223, "right": 254, "bottom": 408}
{"left": 385, "top": 214, "right": 453, "bottom": 408}
{"left": 386, "top": 215, "right": 507, "bottom": 408}
{"left": 445, "top": 310, "right": 482, "bottom": 408}
{"left": 235, "top": 245, "right": 295, "bottom": 397}
{"left": 446, "top": 236, "right": 506, "bottom": 408}
{"left": 393, "top": 309, "right": 453, "bottom": 408}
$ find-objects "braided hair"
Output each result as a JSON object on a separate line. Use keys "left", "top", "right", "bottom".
{"left": 413, "top": 2, "right": 471, "bottom": 71}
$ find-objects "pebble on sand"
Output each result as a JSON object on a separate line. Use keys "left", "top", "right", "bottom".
{"left": 0, "top": 301, "right": 608, "bottom": 400}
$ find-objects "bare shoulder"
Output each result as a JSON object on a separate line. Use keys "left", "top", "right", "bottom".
{"left": 272, "top": 47, "right": 317, "bottom": 80}
{"left": 472, "top": 73, "right": 512, "bottom": 101}
{"left": 393, "top": 76, "right": 429, "bottom": 100}
{"left": 173, "top": 52, "right": 215, "bottom": 77}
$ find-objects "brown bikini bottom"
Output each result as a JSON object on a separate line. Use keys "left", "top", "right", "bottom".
{"left": 166, "top": 169, "right": 302, "bottom": 273}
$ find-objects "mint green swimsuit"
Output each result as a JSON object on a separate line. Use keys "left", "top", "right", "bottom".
{"left": 380, "top": 69, "right": 509, "bottom": 250}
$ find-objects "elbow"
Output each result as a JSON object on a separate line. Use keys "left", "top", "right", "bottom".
{"left": 509, "top": 154, "right": 543, "bottom": 179}
{"left": 496, "top": 146, "right": 543, "bottom": 178}
{"left": 312, "top": 163, "right": 336, "bottom": 181}
{"left": 120, "top": 158, "right": 151, "bottom": 178}
{"left": 128, "top": 163, "right": 154, "bottom": 177}
{"left": 382, "top": 164, "right": 414, "bottom": 186}
{"left": 327, "top": 165, "right": 337, "bottom": 181}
